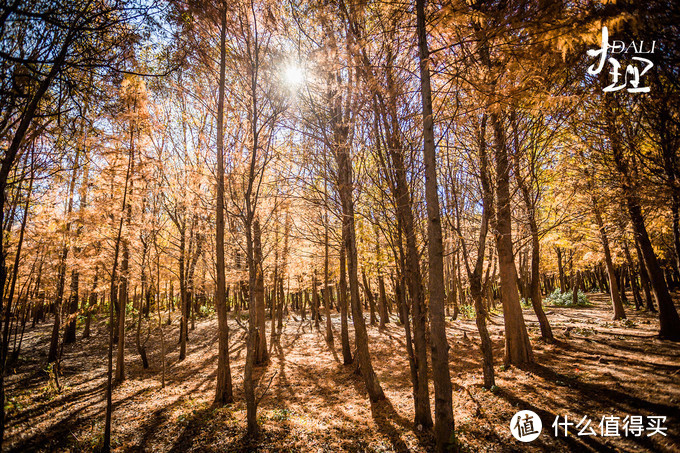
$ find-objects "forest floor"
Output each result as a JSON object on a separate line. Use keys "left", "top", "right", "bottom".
{"left": 4, "top": 292, "right": 680, "bottom": 452}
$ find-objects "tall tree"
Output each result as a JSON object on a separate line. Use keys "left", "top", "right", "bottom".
{"left": 210, "top": 1, "right": 234, "bottom": 406}
{"left": 415, "top": 0, "right": 454, "bottom": 449}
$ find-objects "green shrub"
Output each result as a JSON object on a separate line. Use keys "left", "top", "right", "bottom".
{"left": 199, "top": 304, "right": 215, "bottom": 317}
{"left": 459, "top": 304, "right": 476, "bottom": 319}
{"left": 544, "top": 289, "right": 591, "bottom": 307}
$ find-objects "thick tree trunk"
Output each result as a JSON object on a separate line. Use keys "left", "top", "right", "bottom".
{"left": 490, "top": 111, "right": 534, "bottom": 366}
{"left": 627, "top": 202, "right": 679, "bottom": 338}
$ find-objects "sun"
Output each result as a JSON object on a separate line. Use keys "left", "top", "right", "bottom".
{"left": 283, "top": 64, "right": 305, "bottom": 86}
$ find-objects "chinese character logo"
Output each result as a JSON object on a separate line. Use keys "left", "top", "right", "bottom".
{"left": 510, "top": 410, "right": 542, "bottom": 442}
{"left": 587, "top": 26, "right": 655, "bottom": 93}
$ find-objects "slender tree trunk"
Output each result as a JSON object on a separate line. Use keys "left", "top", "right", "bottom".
{"left": 606, "top": 100, "right": 678, "bottom": 337}
{"left": 323, "top": 241, "right": 333, "bottom": 343}
{"left": 623, "top": 242, "right": 643, "bottom": 309}
{"left": 626, "top": 194, "right": 678, "bottom": 336}
{"left": 254, "top": 218, "right": 268, "bottom": 364}
{"left": 556, "top": 247, "right": 567, "bottom": 293}
{"left": 214, "top": 4, "right": 233, "bottom": 405}
{"left": 0, "top": 31, "right": 78, "bottom": 448}
{"left": 378, "top": 274, "right": 388, "bottom": 328}
{"left": 634, "top": 239, "right": 656, "bottom": 312}
{"left": 244, "top": 220, "right": 258, "bottom": 436}
{"left": 178, "top": 222, "right": 187, "bottom": 361}
{"left": 416, "top": 0, "right": 454, "bottom": 447}
{"left": 136, "top": 243, "right": 149, "bottom": 369}
{"left": 83, "top": 266, "right": 98, "bottom": 339}
{"left": 572, "top": 271, "right": 581, "bottom": 306}
{"left": 64, "top": 139, "right": 90, "bottom": 345}
{"left": 618, "top": 267, "right": 629, "bottom": 306}
{"left": 509, "top": 116, "right": 553, "bottom": 342}
{"left": 335, "top": 124, "right": 384, "bottom": 402}
{"left": 661, "top": 125, "right": 680, "bottom": 277}
{"left": 584, "top": 164, "right": 626, "bottom": 319}
{"left": 312, "top": 272, "right": 321, "bottom": 329}
{"left": 116, "top": 229, "right": 129, "bottom": 382}
{"left": 361, "top": 269, "right": 377, "bottom": 326}
{"left": 116, "top": 114, "right": 136, "bottom": 382}
{"left": 323, "top": 160, "right": 334, "bottom": 343}
{"left": 468, "top": 113, "right": 496, "bottom": 388}
{"left": 49, "top": 150, "right": 80, "bottom": 362}
{"left": 104, "top": 124, "right": 135, "bottom": 451}
{"left": 339, "top": 244, "right": 353, "bottom": 365}
{"left": 154, "top": 253, "right": 166, "bottom": 389}
{"left": 376, "top": 68, "right": 432, "bottom": 428}
{"left": 0, "top": 154, "right": 34, "bottom": 449}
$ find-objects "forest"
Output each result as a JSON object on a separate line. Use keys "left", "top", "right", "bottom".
{"left": 1, "top": 0, "right": 679, "bottom": 451}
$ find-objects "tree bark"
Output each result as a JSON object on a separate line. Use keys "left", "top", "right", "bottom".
{"left": 49, "top": 149, "right": 80, "bottom": 362}
{"left": 606, "top": 99, "right": 678, "bottom": 338}
{"left": 510, "top": 113, "right": 553, "bottom": 342}
{"left": 490, "top": 111, "right": 534, "bottom": 366}
{"left": 556, "top": 247, "right": 567, "bottom": 293}
{"left": 335, "top": 122, "right": 384, "bottom": 402}
{"left": 104, "top": 118, "right": 135, "bottom": 451}
{"left": 361, "top": 269, "right": 377, "bottom": 326}
{"left": 634, "top": 239, "right": 656, "bottom": 312}
{"left": 214, "top": 4, "right": 233, "bottom": 406}
{"left": 338, "top": 243, "right": 353, "bottom": 365}
{"left": 416, "top": 0, "right": 454, "bottom": 447}
{"left": 254, "top": 218, "right": 267, "bottom": 364}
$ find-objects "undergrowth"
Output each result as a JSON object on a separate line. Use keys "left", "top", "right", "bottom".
{"left": 544, "top": 289, "right": 591, "bottom": 307}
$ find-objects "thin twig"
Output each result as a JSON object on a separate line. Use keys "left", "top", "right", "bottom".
{"left": 256, "top": 370, "right": 278, "bottom": 407}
